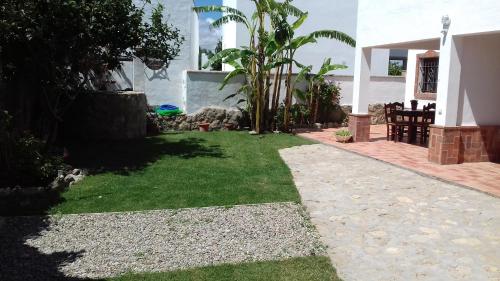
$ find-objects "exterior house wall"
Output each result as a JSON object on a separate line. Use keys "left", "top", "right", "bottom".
{"left": 223, "top": 0, "right": 391, "bottom": 76}
{"left": 404, "top": 50, "right": 436, "bottom": 108}
{"left": 114, "top": 0, "right": 199, "bottom": 108}
{"left": 356, "top": 0, "right": 500, "bottom": 48}
{"left": 354, "top": 0, "right": 500, "bottom": 164}
{"left": 183, "top": 71, "right": 405, "bottom": 114}
{"left": 457, "top": 34, "right": 500, "bottom": 126}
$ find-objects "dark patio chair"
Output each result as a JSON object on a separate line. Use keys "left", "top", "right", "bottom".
{"left": 384, "top": 102, "right": 408, "bottom": 142}
{"left": 416, "top": 103, "right": 436, "bottom": 145}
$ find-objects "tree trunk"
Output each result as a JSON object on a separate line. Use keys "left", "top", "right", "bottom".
{"left": 283, "top": 53, "right": 294, "bottom": 132}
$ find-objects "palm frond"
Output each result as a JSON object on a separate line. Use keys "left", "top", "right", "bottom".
{"left": 220, "top": 68, "right": 246, "bottom": 90}
{"left": 211, "top": 14, "right": 249, "bottom": 29}
{"left": 203, "top": 48, "right": 240, "bottom": 69}
{"left": 291, "top": 12, "right": 308, "bottom": 30}
{"left": 309, "top": 30, "right": 356, "bottom": 47}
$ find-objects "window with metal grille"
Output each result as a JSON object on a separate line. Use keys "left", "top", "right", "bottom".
{"left": 419, "top": 57, "right": 439, "bottom": 93}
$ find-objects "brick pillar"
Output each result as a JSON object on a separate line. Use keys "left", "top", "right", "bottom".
{"left": 429, "top": 125, "right": 500, "bottom": 165}
{"left": 348, "top": 114, "right": 371, "bottom": 142}
{"left": 428, "top": 126, "right": 460, "bottom": 165}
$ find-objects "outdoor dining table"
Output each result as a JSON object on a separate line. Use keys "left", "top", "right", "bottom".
{"left": 394, "top": 108, "right": 435, "bottom": 144}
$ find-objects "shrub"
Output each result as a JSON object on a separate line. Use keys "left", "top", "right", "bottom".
{"left": 0, "top": 111, "right": 63, "bottom": 188}
{"left": 335, "top": 129, "right": 352, "bottom": 137}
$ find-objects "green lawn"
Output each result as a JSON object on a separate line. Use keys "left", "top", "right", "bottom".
{"left": 51, "top": 131, "right": 313, "bottom": 214}
{"left": 108, "top": 257, "right": 341, "bottom": 281}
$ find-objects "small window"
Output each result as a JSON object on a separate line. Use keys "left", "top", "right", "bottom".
{"left": 414, "top": 51, "right": 439, "bottom": 100}
{"left": 418, "top": 57, "right": 439, "bottom": 93}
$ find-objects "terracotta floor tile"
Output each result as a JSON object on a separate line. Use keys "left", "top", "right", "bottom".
{"left": 298, "top": 125, "right": 500, "bottom": 197}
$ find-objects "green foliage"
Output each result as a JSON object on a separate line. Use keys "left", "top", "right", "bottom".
{"left": 108, "top": 256, "right": 341, "bottom": 281}
{"left": 134, "top": 3, "right": 184, "bottom": 65}
{"left": 0, "top": 0, "right": 184, "bottom": 141}
{"left": 388, "top": 61, "right": 403, "bottom": 76}
{"left": 50, "top": 131, "right": 313, "bottom": 214}
{"left": 194, "top": 1, "right": 356, "bottom": 133}
{"left": 0, "top": 111, "right": 63, "bottom": 188}
{"left": 335, "top": 129, "right": 352, "bottom": 137}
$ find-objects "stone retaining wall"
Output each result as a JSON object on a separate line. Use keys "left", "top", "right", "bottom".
{"left": 147, "top": 107, "right": 243, "bottom": 133}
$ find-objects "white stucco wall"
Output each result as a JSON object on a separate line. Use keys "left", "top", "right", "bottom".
{"left": 457, "top": 33, "right": 500, "bottom": 126}
{"left": 184, "top": 71, "right": 246, "bottom": 114}
{"left": 357, "top": 0, "right": 500, "bottom": 48}
{"left": 183, "top": 71, "right": 405, "bottom": 114}
{"left": 404, "top": 50, "right": 436, "bottom": 109}
{"left": 121, "top": 0, "right": 199, "bottom": 108}
{"left": 222, "top": 0, "right": 390, "bottom": 76}
{"left": 333, "top": 76, "right": 405, "bottom": 105}
{"left": 354, "top": 0, "right": 500, "bottom": 125}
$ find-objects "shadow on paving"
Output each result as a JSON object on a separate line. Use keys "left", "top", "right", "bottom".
{"left": 66, "top": 134, "right": 225, "bottom": 176}
{"left": 0, "top": 135, "right": 225, "bottom": 280}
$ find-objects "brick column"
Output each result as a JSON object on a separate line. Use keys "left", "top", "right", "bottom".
{"left": 348, "top": 114, "right": 371, "bottom": 142}
{"left": 428, "top": 126, "right": 460, "bottom": 165}
{"left": 428, "top": 125, "right": 500, "bottom": 164}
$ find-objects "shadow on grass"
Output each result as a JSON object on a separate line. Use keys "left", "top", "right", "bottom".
{"left": 67, "top": 135, "right": 225, "bottom": 175}
{"left": 0, "top": 135, "right": 225, "bottom": 280}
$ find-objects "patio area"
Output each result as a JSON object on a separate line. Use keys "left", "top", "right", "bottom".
{"left": 298, "top": 125, "right": 500, "bottom": 197}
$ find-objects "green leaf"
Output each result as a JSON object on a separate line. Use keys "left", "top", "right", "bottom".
{"left": 291, "top": 12, "right": 308, "bottom": 30}
{"left": 309, "top": 30, "right": 356, "bottom": 47}
{"left": 220, "top": 68, "right": 246, "bottom": 90}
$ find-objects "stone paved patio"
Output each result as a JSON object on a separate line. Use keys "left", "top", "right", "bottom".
{"left": 280, "top": 144, "right": 500, "bottom": 281}
{"left": 298, "top": 125, "right": 500, "bottom": 197}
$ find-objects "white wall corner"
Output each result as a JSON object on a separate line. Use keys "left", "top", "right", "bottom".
{"left": 352, "top": 47, "right": 372, "bottom": 114}
{"left": 434, "top": 35, "right": 463, "bottom": 126}
{"left": 182, "top": 70, "right": 188, "bottom": 112}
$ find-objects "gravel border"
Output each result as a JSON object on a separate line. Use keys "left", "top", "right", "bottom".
{"left": 0, "top": 202, "right": 326, "bottom": 280}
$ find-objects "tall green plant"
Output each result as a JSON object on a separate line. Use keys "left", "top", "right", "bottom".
{"left": 194, "top": 1, "right": 356, "bottom": 134}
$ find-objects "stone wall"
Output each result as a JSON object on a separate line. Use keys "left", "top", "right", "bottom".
{"left": 64, "top": 91, "right": 147, "bottom": 140}
{"left": 341, "top": 103, "right": 386, "bottom": 125}
{"left": 147, "top": 107, "right": 243, "bottom": 133}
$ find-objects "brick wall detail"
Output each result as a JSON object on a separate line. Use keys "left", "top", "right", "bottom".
{"left": 428, "top": 125, "right": 500, "bottom": 164}
{"left": 348, "top": 114, "right": 371, "bottom": 142}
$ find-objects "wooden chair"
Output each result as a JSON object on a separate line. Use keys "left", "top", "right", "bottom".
{"left": 416, "top": 103, "right": 436, "bottom": 145}
{"left": 384, "top": 103, "right": 408, "bottom": 141}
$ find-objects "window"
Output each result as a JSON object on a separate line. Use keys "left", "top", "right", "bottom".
{"left": 414, "top": 50, "right": 439, "bottom": 100}
{"left": 419, "top": 57, "right": 439, "bottom": 93}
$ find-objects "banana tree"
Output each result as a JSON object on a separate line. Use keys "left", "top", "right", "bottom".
{"left": 307, "top": 58, "right": 346, "bottom": 123}
{"left": 282, "top": 30, "right": 355, "bottom": 131}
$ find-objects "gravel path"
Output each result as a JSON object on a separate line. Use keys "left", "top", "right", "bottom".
{"left": 0, "top": 203, "right": 325, "bottom": 280}
{"left": 280, "top": 144, "right": 500, "bottom": 281}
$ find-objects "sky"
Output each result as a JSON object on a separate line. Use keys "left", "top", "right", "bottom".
{"left": 194, "top": 0, "right": 223, "bottom": 51}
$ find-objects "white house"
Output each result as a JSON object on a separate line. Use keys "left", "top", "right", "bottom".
{"left": 349, "top": 0, "right": 500, "bottom": 164}
{"left": 222, "top": 0, "right": 398, "bottom": 76}
{"left": 111, "top": 0, "right": 199, "bottom": 107}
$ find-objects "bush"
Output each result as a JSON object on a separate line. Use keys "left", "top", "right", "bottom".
{"left": 0, "top": 111, "right": 63, "bottom": 188}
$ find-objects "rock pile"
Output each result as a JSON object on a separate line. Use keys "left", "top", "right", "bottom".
{"left": 0, "top": 169, "right": 87, "bottom": 197}
{"left": 147, "top": 107, "right": 243, "bottom": 133}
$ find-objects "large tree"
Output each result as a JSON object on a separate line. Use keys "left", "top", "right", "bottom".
{"left": 0, "top": 0, "right": 184, "bottom": 142}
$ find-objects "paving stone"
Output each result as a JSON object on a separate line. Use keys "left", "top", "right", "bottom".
{"left": 280, "top": 144, "right": 500, "bottom": 281}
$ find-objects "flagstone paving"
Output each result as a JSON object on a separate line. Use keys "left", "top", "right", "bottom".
{"left": 280, "top": 144, "right": 500, "bottom": 281}
{"left": 297, "top": 125, "right": 500, "bottom": 197}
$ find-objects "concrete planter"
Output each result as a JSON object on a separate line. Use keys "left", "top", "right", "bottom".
{"left": 198, "top": 123, "right": 210, "bottom": 132}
